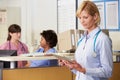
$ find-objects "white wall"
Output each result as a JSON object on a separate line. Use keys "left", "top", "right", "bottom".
{"left": 21, "top": 0, "right": 57, "bottom": 47}
{"left": 0, "top": 0, "right": 21, "bottom": 44}
{"left": 31, "top": 0, "right": 57, "bottom": 45}
{"left": 0, "top": 0, "right": 120, "bottom": 51}
{"left": 0, "top": 0, "right": 57, "bottom": 51}
{"left": 109, "top": 32, "right": 120, "bottom": 51}
{"left": 0, "top": 0, "right": 21, "bottom": 7}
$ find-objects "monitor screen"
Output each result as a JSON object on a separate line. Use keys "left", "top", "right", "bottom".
{"left": 0, "top": 50, "right": 17, "bottom": 68}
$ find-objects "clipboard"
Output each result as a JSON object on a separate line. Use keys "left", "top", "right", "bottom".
{"left": 53, "top": 54, "right": 73, "bottom": 63}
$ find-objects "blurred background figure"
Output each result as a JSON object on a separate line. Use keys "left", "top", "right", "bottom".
{"left": 0, "top": 24, "right": 29, "bottom": 68}
{"left": 25, "top": 30, "right": 58, "bottom": 67}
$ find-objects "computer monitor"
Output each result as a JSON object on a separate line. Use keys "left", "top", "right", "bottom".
{"left": 0, "top": 50, "right": 17, "bottom": 68}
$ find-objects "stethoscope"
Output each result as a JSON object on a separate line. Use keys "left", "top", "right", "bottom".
{"left": 9, "top": 41, "right": 26, "bottom": 52}
{"left": 77, "top": 30, "right": 101, "bottom": 57}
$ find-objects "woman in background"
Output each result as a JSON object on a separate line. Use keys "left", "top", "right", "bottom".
{"left": 59, "top": 1, "right": 113, "bottom": 80}
{"left": 26, "top": 30, "right": 58, "bottom": 67}
{"left": 0, "top": 24, "right": 29, "bottom": 68}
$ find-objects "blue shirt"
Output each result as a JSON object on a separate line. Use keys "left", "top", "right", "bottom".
{"left": 74, "top": 27, "right": 113, "bottom": 80}
{"left": 30, "top": 48, "right": 58, "bottom": 67}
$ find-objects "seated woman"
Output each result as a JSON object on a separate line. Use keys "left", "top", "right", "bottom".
{"left": 26, "top": 30, "right": 58, "bottom": 67}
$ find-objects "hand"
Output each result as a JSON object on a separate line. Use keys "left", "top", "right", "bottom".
{"left": 58, "top": 59, "right": 71, "bottom": 67}
{"left": 71, "top": 61, "right": 86, "bottom": 74}
{"left": 58, "top": 59, "right": 86, "bottom": 74}
{"left": 24, "top": 61, "right": 30, "bottom": 67}
{"left": 64, "top": 60, "right": 75, "bottom": 69}
{"left": 58, "top": 59, "right": 65, "bottom": 66}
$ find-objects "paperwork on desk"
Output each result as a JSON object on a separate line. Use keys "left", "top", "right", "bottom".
{"left": 53, "top": 54, "right": 74, "bottom": 63}
{"left": 20, "top": 52, "right": 74, "bottom": 57}
{"left": 0, "top": 53, "right": 74, "bottom": 62}
{"left": 19, "top": 53, "right": 74, "bottom": 61}
{"left": 20, "top": 52, "right": 74, "bottom": 59}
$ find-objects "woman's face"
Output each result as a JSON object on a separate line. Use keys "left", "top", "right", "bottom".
{"left": 78, "top": 10, "right": 97, "bottom": 31}
{"left": 40, "top": 36, "right": 49, "bottom": 48}
{"left": 10, "top": 32, "right": 21, "bottom": 41}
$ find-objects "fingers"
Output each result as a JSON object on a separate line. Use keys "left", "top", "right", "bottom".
{"left": 58, "top": 59, "right": 65, "bottom": 66}
{"left": 58, "top": 59, "right": 85, "bottom": 72}
{"left": 58, "top": 59, "right": 79, "bottom": 70}
{"left": 58, "top": 59, "right": 72, "bottom": 67}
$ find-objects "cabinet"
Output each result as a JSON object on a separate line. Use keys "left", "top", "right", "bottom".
{"left": 2, "top": 66, "right": 72, "bottom": 80}
{"left": 109, "top": 62, "right": 120, "bottom": 80}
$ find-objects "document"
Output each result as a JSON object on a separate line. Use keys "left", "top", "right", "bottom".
{"left": 53, "top": 54, "right": 74, "bottom": 63}
{"left": 106, "top": 1, "right": 118, "bottom": 29}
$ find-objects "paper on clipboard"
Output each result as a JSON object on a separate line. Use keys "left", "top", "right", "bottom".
{"left": 53, "top": 54, "right": 74, "bottom": 63}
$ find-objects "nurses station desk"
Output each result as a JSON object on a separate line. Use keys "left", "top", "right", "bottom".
{"left": 0, "top": 53, "right": 74, "bottom": 80}
{"left": 0, "top": 53, "right": 74, "bottom": 69}
{"left": 2, "top": 66, "right": 73, "bottom": 80}
{"left": 0, "top": 53, "right": 120, "bottom": 80}
{"left": 0, "top": 56, "right": 56, "bottom": 69}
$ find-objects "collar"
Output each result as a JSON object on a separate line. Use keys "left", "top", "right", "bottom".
{"left": 84, "top": 27, "right": 101, "bottom": 39}
{"left": 37, "top": 47, "right": 56, "bottom": 53}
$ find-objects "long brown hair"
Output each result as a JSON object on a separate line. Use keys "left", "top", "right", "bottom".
{"left": 7, "top": 24, "right": 21, "bottom": 41}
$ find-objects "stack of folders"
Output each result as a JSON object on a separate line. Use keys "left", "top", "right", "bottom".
{"left": 113, "top": 51, "right": 120, "bottom": 62}
{"left": 19, "top": 52, "right": 45, "bottom": 57}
